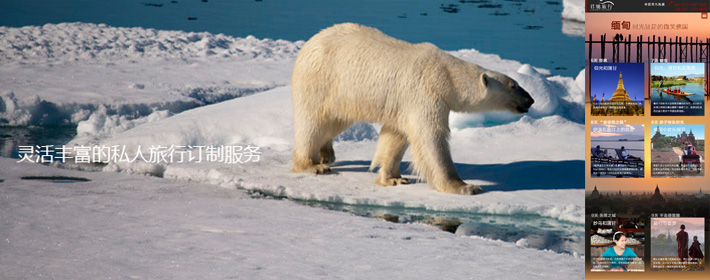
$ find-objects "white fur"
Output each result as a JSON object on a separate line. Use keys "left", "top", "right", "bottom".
{"left": 291, "top": 23, "right": 534, "bottom": 195}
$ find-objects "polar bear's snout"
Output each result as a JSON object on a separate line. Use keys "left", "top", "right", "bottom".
{"left": 514, "top": 87, "right": 535, "bottom": 114}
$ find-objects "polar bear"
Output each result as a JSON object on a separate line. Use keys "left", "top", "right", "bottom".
{"left": 291, "top": 23, "right": 534, "bottom": 195}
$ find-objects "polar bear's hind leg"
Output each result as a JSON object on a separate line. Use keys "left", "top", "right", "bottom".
{"left": 292, "top": 118, "right": 351, "bottom": 174}
{"left": 292, "top": 118, "right": 330, "bottom": 174}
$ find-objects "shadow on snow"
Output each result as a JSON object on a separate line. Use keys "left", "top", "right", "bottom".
{"left": 332, "top": 160, "right": 583, "bottom": 191}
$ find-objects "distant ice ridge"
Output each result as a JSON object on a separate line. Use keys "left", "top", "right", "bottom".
{"left": 0, "top": 85, "right": 276, "bottom": 126}
{"left": 562, "top": 0, "right": 585, "bottom": 22}
{"left": 0, "top": 23, "right": 302, "bottom": 62}
{"left": 562, "top": 20, "right": 584, "bottom": 37}
{"left": 0, "top": 23, "right": 300, "bottom": 126}
{"left": 561, "top": 0, "right": 584, "bottom": 37}
{"left": 76, "top": 106, "right": 172, "bottom": 139}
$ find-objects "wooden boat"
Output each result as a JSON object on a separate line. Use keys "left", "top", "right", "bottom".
{"left": 661, "top": 88, "right": 696, "bottom": 96}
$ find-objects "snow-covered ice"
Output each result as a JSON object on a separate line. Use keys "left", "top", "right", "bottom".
{"left": 562, "top": 20, "right": 584, "bottom": 37}
{"left": 0, "top": 157, "right": 582, "bottom": 279}
{"left": 70, "top": 85, "right": 584, "bottom": 224}
{"left": 562, "top": 0, "right": 585, "bottom": 22}
{"left": 560, "top": 0, "right": 584, "bottom": 36}
{"left": 0, "top": 23, "right": 300, "bottom": 126}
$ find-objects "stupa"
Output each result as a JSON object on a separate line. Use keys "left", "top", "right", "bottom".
{"left": 651, "top": 126, "right": 662, "bottom": 144}
{"left": 590, "top": 186, "right": 600, "bottom": 199}
{"left": 651, "top": 184, "right": 665, "bottom": 203}
{"left": 607, "top": 73, "right": 634, "bottom": 102}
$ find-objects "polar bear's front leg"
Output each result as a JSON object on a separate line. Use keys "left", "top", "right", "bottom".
{"left": 370, "top": 125, "right": 410, "bottom": 186}
{"left": 407, "top": 124, "right": 482, "bottom": 195}
{"left": 319, "top": 140, "right": 336, "bottom": 164}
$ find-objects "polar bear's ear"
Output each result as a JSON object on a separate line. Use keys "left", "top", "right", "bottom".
{"left": 480, "top": 73, "right": 489, "bottom": 87}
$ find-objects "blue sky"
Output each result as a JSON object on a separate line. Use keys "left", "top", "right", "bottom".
{"left": 590, "top": 63, "right": 645, "bottom": 102}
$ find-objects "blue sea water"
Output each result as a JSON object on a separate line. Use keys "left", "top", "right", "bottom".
{"left": 0, "top": 0, "right": 583, "bottom": 76}
{"left": 650, "top": 82, "right": 706, "bottom": 104}
{"left": 297, "top": 198, "right": 584, "bottom": 255}
{"left": 650, "top": 83, "right": 706, "bottom": 116}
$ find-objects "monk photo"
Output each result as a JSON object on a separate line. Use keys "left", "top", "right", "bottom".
{"left": 677, "top": 224, "right": 689, "bottom": 263}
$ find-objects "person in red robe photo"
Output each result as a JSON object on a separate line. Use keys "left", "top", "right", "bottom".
{"left": 677, "top": 224, "right": 689, "bottom": 263}
{"left": 689, "top": 236, "right": 704, "bottom": 260}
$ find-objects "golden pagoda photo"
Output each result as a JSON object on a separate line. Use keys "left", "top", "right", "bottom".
{"left": 590, "top": 63, "right": 645, "bottom": 116}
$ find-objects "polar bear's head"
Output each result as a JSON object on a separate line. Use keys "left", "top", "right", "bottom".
{"left": 477, "top": 72, "right": 535, "bottom": 114}
{"left": 455, "top": 71, "right": 534, "bottom": 114}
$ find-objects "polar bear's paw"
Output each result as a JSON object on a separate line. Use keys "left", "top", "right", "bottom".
{"left": 293, "top": 163, "right": 332, "bottom": 175}
{"left": 309, "top": 164, "right": 332, "bottom": 175}
{"left": 437, "top": 182, "right": 483, "bottom": 195}
{"left": 458, "top": 184, "right": 483, "bottom": 195}
{"left": 376, "top": 177, "right": 410, "bottom": 187}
